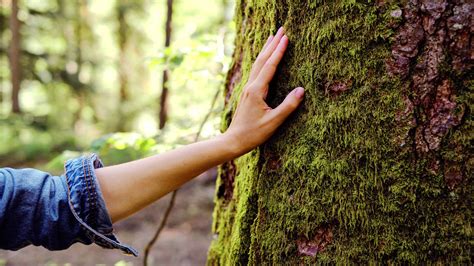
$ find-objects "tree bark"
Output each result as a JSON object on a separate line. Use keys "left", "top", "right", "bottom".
{"left": 158, "top": 0, "right": 173, "bottom": 129}
{"left": 209, "top": 0, "right": 472, "bottom": 264}
{"left": 9, "top": 0, "right": 21, "bottom": 113}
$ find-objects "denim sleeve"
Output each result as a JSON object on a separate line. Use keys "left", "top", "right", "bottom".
{"left": 0, "top": 154, "right": 138, "bottom": 256}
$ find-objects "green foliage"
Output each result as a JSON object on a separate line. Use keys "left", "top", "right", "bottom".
{"left": 1, "top": 0, "right": 234, "bottom": 167}
{"left": 148, "top": 47, "right": 186, "bottom": 70}
{"left": 90, "top": 133, "right": 156, "bottom": 165}
{"left": 0, "top": 115, "right": 76, "bottom": 164}
{"left": 46, "top": 132, "right": 158, "bottom": 172}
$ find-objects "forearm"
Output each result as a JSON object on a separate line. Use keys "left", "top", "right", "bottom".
{"left": 95, "top": 134, "right": 240, "bottom": 222}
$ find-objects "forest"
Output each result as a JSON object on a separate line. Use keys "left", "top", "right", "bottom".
{"left": 1, "top": 0, "right": 234, "bottom": 264}
{"left": 1, "top": 0, "right": 473, "bottom": 265}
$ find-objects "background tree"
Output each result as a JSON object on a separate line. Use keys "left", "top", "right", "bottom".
{"left": 9, "top": 0, "right": 21, "bottom": 113}
{"left": 1, "top": 3, "right": 236, "bottom": 263}
{"left": 209, "top": 0, "right": 472, "bottom": 264}
{"left": 158, "top": 0, "right": 174, "bottom": 129}
{"left": 115, "top": 0, "right": 131, "bottom": 132}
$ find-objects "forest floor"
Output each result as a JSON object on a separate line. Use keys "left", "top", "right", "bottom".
{"left": 0, "top": 168, "right": 217, "bottom": 266}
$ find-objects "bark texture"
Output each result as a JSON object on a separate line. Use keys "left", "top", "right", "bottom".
{"left": 209, "top": 0, "right": 472, "bottom": 264}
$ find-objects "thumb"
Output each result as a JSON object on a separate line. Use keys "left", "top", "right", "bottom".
{"left": 270, "top": 87, "right": 304, "bottom": 125}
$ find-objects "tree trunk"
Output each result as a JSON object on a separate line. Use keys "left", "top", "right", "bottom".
{"left": 9, "top": 0, "right": 21, "bottom": 113}
{"left": 117, "top": 3, "right": 128, "bottom": 104}
{"left": 158, "top": 0, "right": 173, "bottom": 129}
{"left": 209, "top": 0, "right": 472, "bottom": 264}
{"left": 115, "top": 2, "right": 129, "bottom": 132}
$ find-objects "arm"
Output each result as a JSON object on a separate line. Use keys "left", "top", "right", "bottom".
{"left": 96, "top": 27, "right": 305, "bottom": 222}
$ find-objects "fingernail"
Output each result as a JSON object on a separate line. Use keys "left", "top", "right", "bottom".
{"left": 294, "top": 87, "right": 305, "bottom": 99}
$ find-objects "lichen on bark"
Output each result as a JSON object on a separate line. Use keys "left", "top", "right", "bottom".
{"left": 208, "top": 0, "right": 473, "bottom": 264}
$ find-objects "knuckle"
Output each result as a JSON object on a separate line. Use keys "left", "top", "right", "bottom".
{"left": 252, "top": 82, "right": 266, "bottom": 92}
{"left": 243, "top": 87, "right": 256, "bottom": 98}
{"left": 247, "top": 88, "right": 258, "bottom": 97}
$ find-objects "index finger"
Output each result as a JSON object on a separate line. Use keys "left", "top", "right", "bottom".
{"left": 255, "top": 35, "right": 288, "bottom": 86}
{"left": 248, "top": 27, "right": 285, "bottom": 83}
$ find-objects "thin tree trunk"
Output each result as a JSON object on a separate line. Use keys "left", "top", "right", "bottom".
{"left": 117, "top": 4, "right": 128, "bottom": 104}
{"left": 73, "top": 0, "right": 85, "bottom": 125}
{"left": 115, "top": 2, "right": 130, "bottom": 132}
{"left": 209, "top": 0, "right": 472, "bottom": 264}
{"left": 9, "top": 0, "right": 21, "bottom": 114}
{"left": 0, "top": 2, "right": 6, "bottom": 106}
{"left": 158, "top": 0, "right": 173, "bottom": 129}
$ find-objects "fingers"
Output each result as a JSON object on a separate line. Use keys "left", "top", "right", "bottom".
{"left": 262, "top": 35, "right": 274, "bottom": 53}
{"left": 268, "top": 87, "right": 304, "bottom": 125}
{"left": 255, "top": 35, "right": 288, "bottom": 86}
{"left": 248, "top": 27, "right": 285, "bottom": 83}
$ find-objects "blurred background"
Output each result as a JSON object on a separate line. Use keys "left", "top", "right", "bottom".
{"left": 0, "top": 0, "right": 235, "bottom": 264}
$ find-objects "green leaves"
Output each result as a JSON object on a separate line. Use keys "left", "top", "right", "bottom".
{"left": 148, "top": 41, "right": 218, "bottom": 71}
{"left": 90, "top": 133, "right": 156, "bottom": 165}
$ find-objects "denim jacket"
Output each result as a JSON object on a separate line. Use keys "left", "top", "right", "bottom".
{"left": 0, "top": 154, "right": 138, "bottom": 256}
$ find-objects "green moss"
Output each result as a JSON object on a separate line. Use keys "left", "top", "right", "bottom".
{"left": 208, "top": 0, "right": 472, "bottom": 264}
{"left": 209, "top": 151, "right": 262, "bottom": 265}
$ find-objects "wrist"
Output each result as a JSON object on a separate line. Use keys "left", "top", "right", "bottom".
{"left": 220, "top": 131, "right": 247, "bottom": 159}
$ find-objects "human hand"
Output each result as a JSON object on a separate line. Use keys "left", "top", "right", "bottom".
{"left": 224, "top": 27, "right": 304, "bottom": 155}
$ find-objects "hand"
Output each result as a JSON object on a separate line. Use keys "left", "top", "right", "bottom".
{"left": 224, "top": 27, "right": 305, "bottom": 155}
{"left": 97, "top": 27, "right": 304, "bottom": 222}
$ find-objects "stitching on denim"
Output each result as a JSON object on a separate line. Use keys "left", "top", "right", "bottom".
{"left": 83, "top": 157, "right": 97, "bottom": 228}
{"left": 63, "top": 157, "right": 138, "bottom": 256}
{"left": 81, "top": 158, "right": 92, "bottom": 223}
{"left": 86, "top": 156, "right": 98, "bottom": 228}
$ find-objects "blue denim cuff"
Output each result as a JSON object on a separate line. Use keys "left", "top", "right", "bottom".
{"left": 64, "top": 154, "right": 138, "bottom": 256}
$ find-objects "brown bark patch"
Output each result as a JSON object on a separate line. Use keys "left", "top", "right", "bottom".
{"left": 444, "top": 164, "right": 463, "bottom": 190}
{"left": 325, "top": 80, "right": 352, "bottom": 97}
{"left": 265, "top": 151, "right": 282, "bottom": 171}
{"left": 386, "top": 1, "right": 424, "bottom": 78}
{"left": 217, "top": 160, "right": 236, "bottom": 201}
{"left": 446, "top": 3, "right": 473, "bottom": 72}
{"left": 225, "top": 52, "right": 243, "bottom": 106}
{"left": 419, "top": 80, "right": 463, "bottom": 152}
{"left": 296, "top": 226, "right": 334, "bottom": 257}
{"left": 427, "top": 158, "right": 441, "bottom": 175}
{"left": 389, "top": 0, "right": 470, "bottom": 154}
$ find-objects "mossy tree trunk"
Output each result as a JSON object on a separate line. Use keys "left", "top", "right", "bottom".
{"left": 209, "top": 0, "right": 472, "bottom": 264}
